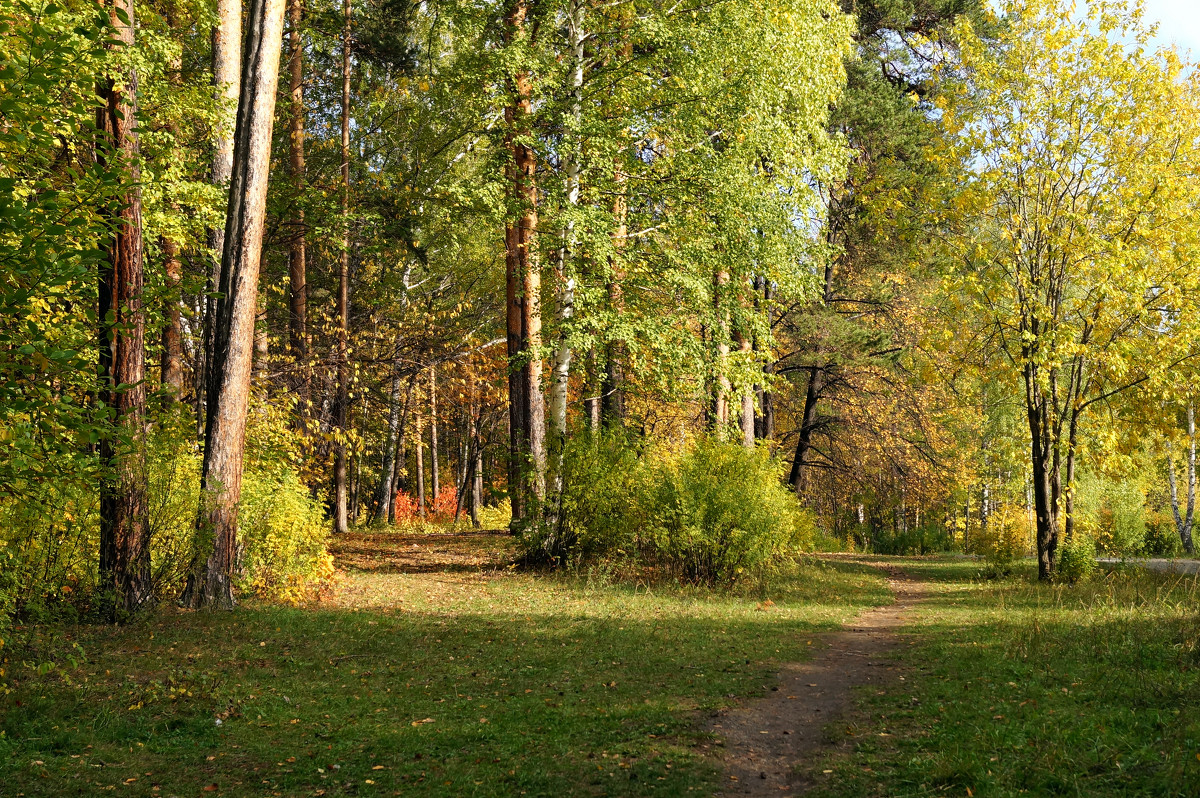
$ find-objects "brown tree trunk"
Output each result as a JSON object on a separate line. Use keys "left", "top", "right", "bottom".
{"left": 97, "top": 0, "right": 150, "bottom": 616}
{"left": 287, "top": 0, "right": 307, "bottom": 387}
{"left": 374, "top": 368, "right": 415, "bottom": 524}
{"left": 160, "top": 235, "right": 184, "bottom": 400}
{"left": 415, "top": 405, "right": 426, "bottom": 517}
{"left": 754, "top": 278, "right": 773, "bottom": 442}
{"left": 504, "top": 0, "right": 545, "bottom": 525}
{"left": 710, "top": 268, "right": 730, "bottom": 436}
{"left": 199, "top": 0, "right": 243, "bottom": 436}
{"left": 430, "top": 364, "right": 440, "bottom": 501}
{"left": 182, "top": 0, "right": 288, "bottom": 609}
{"left": 332, "top": 0, "right": 351, "bottom": 534}
{"left": 602, "top": 183, "right": 628, "bottom": 427}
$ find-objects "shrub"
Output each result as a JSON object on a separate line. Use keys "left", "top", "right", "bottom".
{"left": 524, "top": 434, "right": 813, "bottom": 584}
{"left": 1142, "top": 511, "right": 1183, "bottom": 557}
{"left": 1056, "top": 535, "right": 1097, "bottom": 584}
{"left": 644, "top": 440, "right": 813, "bottom": 583}
{"left": 237, "top": 464, "right": 336, "bottom": 604}
{"left": 976, "top": 504, "right": 1031, "bottom": 578}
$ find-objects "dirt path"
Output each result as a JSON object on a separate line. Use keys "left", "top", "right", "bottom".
{"left": 712, "top": 566, "right": 926, "bottom": 796}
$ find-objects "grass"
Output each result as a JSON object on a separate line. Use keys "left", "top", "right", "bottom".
{"left": 0, "top": 532, "right": 890, "bottom": 797}
{"left": 806, "top": 557, "right": 1200, "bottom": 797}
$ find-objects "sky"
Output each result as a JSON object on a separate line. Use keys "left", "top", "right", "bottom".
{"left": 1140, "top": 0, "right": 1200, "bottom": 55}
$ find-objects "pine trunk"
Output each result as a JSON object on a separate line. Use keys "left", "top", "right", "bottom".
{"left": 287, "top": 0, "right": 307, "bottom": 388}
{"left": 504, "top": 0, "right": 545, "bottom": 524}
{"left": 97, "top": 0, "right": 151, "bottom": 616}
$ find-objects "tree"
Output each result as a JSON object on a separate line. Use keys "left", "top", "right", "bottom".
{"left": 947, "top": 0, "right": 1200, "bottom": 578}
{"left": 96, "top": 0, "right": 150, "bottom": 614}
{"left": 182, "top": 0, "right": 288, "bottom": 608}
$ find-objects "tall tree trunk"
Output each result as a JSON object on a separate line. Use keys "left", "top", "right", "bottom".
{"left": 788, "top": 365, "right": 823, "bottom": 491}
{"left": 374, "top": 369, "right": 415, "bottom": 524}
{"left": 287, "top": 0, "right": 307, "bottom": 392}
{"left": 1168, "top": 403, "right": 1197, "bottom": 555}
{"left": 415, "top": 405, "right": 426, "bottom": 517}
{"left": 1025, "top": 368, "right": 1059, "bottom": 581}
{"left": 735, "top": 328, "right": 753, "bottom": 447}
{"left": 199, "top": 0, "right": 243, "bottom": 436}
{"left": 182, "top": 0, "right": 287, "bottom": 609}
{"left": 97, "top": 0, "right": 150, "bottom": 615}
{"left": 710, "top": 268, "right": 730, "bottom": 436}
{"left": 160, "top": 236, "right": 184, "bottom": 400}
{"left": 430, "top": 364, "right": 440, "bottom": 502}
{"left": 332, "top": 0, "right": 351, "bottom": 534}
{"left": 754, "top": 278, "right": 773, "bottom": 442}
{"left": 601, "top": 170, "right": 628, "bottom": 427}
{"left": 471, "top": 397, "right": 483, "bottom": 526}
{"left": 504, "top": 0, "right": 545, "bottom": 525}
{"left": 548, "top": 0, "right": 583, "bottom": 439}
{"left": 584, "top": 348, "right": 600, "bottom": 431}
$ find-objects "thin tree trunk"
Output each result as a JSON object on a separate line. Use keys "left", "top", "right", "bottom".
{"left": 584, "top": 348, "right": 600, "bottom": 431}
{"left": 711, "top": 268, "right": 730, "bottom": 436}
{"left": 1169, "top": 403, "right": 1197, "bottom": 554}
{"left": 504, "top": 0, "right": 545, "bottom": 524}
{"left": 182, "top": 0, "right": 287, "bottom": 609}
{"left": 736, "top": 328, "right": 753, "bottom": 447}
{"left": 97, "top": 0, "right": 150, "bottom": 615}
{"left": 199, "top": 0, "right": 243, "bottom": 437}
{"left": 332, "top": 0, "right": 351, "bottom": 534}
{"left": 547, "top": 0, "right": 582, "bottom": 437}
{"left": 430, "top": 364, "right": 440, "bottom": 502}
{"left": 415, "top": 406, "right": 426, "bottom": 517}
{"left": 601, "top": 172, "right": 628, "bottom": 427}
{"left": 287, "top": 0, "right": 307, "bottom": 388}
{"left": 788, "top": 365, "right": 823, "bottom": 491}
{"left": 160, "top": 236, "right": 184, "bottom": 399}
{"left": 374, "top": 369, "right": 416, "bottom": 524}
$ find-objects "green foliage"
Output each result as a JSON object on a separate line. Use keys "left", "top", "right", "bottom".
{"left": 526, "top": 434, "right": 813, "bottom": 584}
{"left": 1055, "top": 535, "right": 1097, "bottom": 584}
{"left": 1142, "top": 511, "right": 1183, "bottom": 557}
{"left": 645, "top": 440, "right": 814, "bottom": 584}
{"left": 237, "top": 465, "right": 336, "bottom": 604}
{"left": 974, "top": 505, "right": 1031, "bottom": 578}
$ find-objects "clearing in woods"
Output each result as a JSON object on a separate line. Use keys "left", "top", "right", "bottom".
{"left": 3, "top": 539, "right": 1198, "bottom": 797}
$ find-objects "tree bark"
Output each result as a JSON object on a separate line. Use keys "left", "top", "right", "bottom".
{"left": 374, "top": 369, "right": 416, "bottom": 524}
{"left": 97, "top": 0, "right": 151, "bottom": 616}
{"left": 415, "top": 404, "right": 426, "bottom": 517}
{"left": 710, "top": 268, "right": 730, "bottom": 436}
{"left": 1168, "top": 403, "right": 1197, "bottom": 554}
{"left": 601, "top": 169, "right": 628, "bottom": 427}
{"left": 430, "top": 364, "right": 440, "bottom": 502}
{"left": 504, "top": 0, "right": 545, "bottom": 525}
{"left": 199, "top": 0, "right": 243, "bottom": 437}
{"left": 332, "top": 0, "right": 351, "bottom": 534}
{"left": 287, "top": 0, "right": 307, "bottom": 388}
{"left": 736, "top": 327, "right": 753, "bottom": 447}
{"left": 160, "top": 235, "right": 184, "bottom": 400}
{"left": 788, "top": 365, "right": 823, "bottom": 492}
{"left": 181, "top": 0, "right": 287, "bottom": 609}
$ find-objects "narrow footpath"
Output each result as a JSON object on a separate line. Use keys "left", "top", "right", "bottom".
{"left": 712, "top": 566, "right": 926, "bottom": 796}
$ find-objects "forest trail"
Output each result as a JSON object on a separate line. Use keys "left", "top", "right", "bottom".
{"left": 712, "top": 564, "right": 926, "bottom": 796}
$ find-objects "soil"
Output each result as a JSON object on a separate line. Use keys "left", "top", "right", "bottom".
{"left": 711, "top": 564, "right": 926, "bottom": 796}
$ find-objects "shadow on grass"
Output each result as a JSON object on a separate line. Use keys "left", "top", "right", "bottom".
{"left": 0, "top": 557, "right": 891, "bottom": 797}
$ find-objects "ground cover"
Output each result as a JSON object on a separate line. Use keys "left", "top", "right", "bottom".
{"left": 0, "top": 533, "right": 889, "bottom": 797}
{"left": 807, "top": 558, "right": 1200, "bottom": 797}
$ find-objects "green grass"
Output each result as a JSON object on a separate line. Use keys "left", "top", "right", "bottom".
{"left": 0, "top": 536, "right": 889, "bottom": 797}
{"left": 807, "top": 557, "right": 1200, "bottom": 797}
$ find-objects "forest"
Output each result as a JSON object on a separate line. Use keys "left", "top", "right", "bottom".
{"left": 3, "top": 0, "right": 1200, "bottom": 795}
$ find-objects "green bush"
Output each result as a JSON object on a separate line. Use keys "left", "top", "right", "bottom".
{"left": 1142, "top": 511, "right": 1184, "bottom": 557}
{"left": 237, "top": 464, "right": 335, "bottom": 604}
{"left": 524, "top": 434, "right": 813, "bottom": 584}
{"left": 1056, "top": 535, "right": 1098, "bottom": 584}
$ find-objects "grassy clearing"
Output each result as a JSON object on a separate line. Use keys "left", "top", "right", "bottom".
{"left": 0, "top": 534, "right": 889, "bottom": 797}
{"left": 808, "top": 558, "right": 1200, "bottom": 797}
